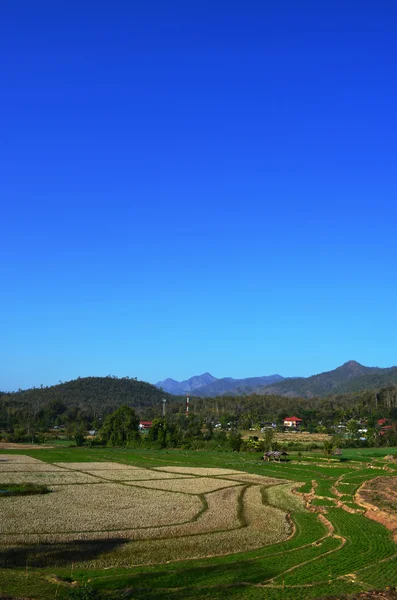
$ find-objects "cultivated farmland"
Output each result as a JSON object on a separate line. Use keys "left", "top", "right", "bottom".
{"left": 0, "top": 458, "right": 292, "bottom": 554}
{"left": 0, "top": 446, "right": 396, "bottom": 600}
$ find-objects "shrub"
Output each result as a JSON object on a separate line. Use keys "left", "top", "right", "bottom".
{"left": 67, "top": 584, "right": 102, "bottom": 599}
{"left": 0, "top": 483, "right": 51, "bottom": 497}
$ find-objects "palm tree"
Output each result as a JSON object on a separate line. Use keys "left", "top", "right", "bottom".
{"left": 323, "top": 440, "right": 335, "bottom": 463}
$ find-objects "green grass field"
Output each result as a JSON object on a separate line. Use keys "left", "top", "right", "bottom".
{"left": 0, "top": 445, "right": 396, "bottom": 599}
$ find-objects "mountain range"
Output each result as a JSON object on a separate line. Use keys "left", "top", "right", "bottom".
{"left": 156, "top": 373, "right": 284, "bottom": 397}
{"left": 156, "top": 361, "right": 397, "bottom": 398}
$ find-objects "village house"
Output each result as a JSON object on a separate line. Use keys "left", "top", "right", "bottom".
{"left": 376, "top": 419, "right": 393, "bottom": 436}
{"left": 283, "top": 416, "right": 302, "bottom": 429}
{"left": 139, "top": 421, "right": 153, "bottom": 430}
{"left": 380, "top": 425, "right": 393, "bottom": 436}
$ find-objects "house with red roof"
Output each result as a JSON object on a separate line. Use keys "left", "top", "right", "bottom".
{"left": 283, "top": 416, "right": 303, "bottom": 429}
{"left": 139, "top": 421, "right": 153, "bottom": 430}
{"left": 379, "top": 425, "right": 393, "bottom": 436}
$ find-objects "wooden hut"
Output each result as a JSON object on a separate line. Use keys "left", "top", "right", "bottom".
{"left": 263, "top": 450, "right": 288, "bottom": 462}
{"left": 331, "top": 448, "right": 342, "bottom": 456}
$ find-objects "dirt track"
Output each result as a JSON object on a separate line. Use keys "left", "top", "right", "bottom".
{"left": 0, "top": 442, "right": 53, "bottom": 450}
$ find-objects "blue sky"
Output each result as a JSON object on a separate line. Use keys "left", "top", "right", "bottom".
{"left": 1, "top": 1, "right": 397, "bottom": 391}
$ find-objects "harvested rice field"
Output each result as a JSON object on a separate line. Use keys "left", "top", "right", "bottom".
{"left": 0, "top": 455, "right": 44, "bottom": 463}
{"left": 82, "top": 469, "right": 194, "bottom": 481}
{"left": 54, "top": 461, "right": 142, "bottom": 470}
{"left": 125, "top": 476, "right": 243, "bottom": 493}
{"left": 0, "top": 462, "right": 63, "bottom": 472}
{"left": 0, "top": 482, "right": 201, "bottom": 536}
{"left": 153, "top": 466, "right": 244, "bottom": 476}
{"left": 216, "top": 472, "right": 289, "bottom": 485}
{"left": 0, "top": 447, "right": 396, "bottom": 600}
{"left": 0, "top": 458, "right": 290, "bottom": 549}
{"left": 0, "top": 471, "right": 100, "bottom": 485}
{"left": 0, "top": 456, "right": 294, "bottom": 558}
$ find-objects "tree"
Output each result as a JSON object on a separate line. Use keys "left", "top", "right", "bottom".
{"left": 147, "top": 418, "right": 168, "bottom": 447}
{"left": 346, "top": 419, "right": 360, "bottom": 441}
{"left": 390, "top": 407, "right": 397, "bottom": 421}
{"left": 74, "top": 424, "right": 86, "bottom": 447}
{"left": 366, "top": 427, "right": 379, "bottom": 447}
{"left": 262, "top": 428, "right": 275, "bottom": 452}
{"left": 244, "top": 437, "right": 261, "bottom": 452}
{"left": 100, "top": 406, "right": 139, "bottom": 446}
{"left": 323, "top": 440, "right": 335, "bottom": 463}
{"left": 203, "top": 421, "right": 213, "bottom": 441}
{"left": 229, "top": 431, "right": 242, "bottom": 452}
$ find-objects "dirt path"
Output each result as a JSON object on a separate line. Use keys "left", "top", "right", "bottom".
{"left": 0, "top": 442, "right": 53, "bottom": 450}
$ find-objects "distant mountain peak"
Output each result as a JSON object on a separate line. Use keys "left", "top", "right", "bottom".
{"left": 336, "top": 360, "right": 371, "bottom": 379}
{"left": 155, "top": 372, "right": 218, "bottom": 396}
{"left": 342, "top": 360, "right": 362, "bottom": 367}
{"left": 259, "top": 360, "right": 388, "bottom": 397}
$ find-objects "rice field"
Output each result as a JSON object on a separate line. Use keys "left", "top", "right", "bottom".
{"left": 214, "top": 473, "right": 289, "bottom": 485}
{"left": 0, "top": 457, "right": 292, "bottom": 556}
{"left": 153, "top": 466, "right": 245, "bottom": 476}
{"left": 54, "top": 461, "right": 142, "bottom": 470}
{"left": 0, "top": 447, "right": 396, "bottom": 600}
{"left": 0, "top": 471, "right": 100, "bottom": 485}
{"left": 0, "top": 455, "right": 43, "bottom": 463}
{"left": 0, "top": 462, "right": 63, "bottom": 472}
{"left": 125, "top": 476, "right": 243, "bottom": 494}
{"left": 83, "top": 469, "right": 194, "bottom": 481}
{"left": 0, "top": 482, "right": 202, "bottom": 536}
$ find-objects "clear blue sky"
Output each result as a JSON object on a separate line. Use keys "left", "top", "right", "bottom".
{"left": 1, "top": 1, "right": 397, "bottom": 391}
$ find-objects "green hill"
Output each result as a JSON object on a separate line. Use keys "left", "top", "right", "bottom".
{"left": 1, "top": 376, "right": 176, "bottom": 417}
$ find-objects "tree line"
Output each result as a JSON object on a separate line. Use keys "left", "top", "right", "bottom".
{"left": 1, "top": 376, "right": 397, "bottom": 447}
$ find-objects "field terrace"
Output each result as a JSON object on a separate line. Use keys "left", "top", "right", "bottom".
{"left": 0, "top": 446, "right": 396, "bottom": 600}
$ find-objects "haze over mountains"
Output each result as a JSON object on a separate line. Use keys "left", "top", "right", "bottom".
{"left": 156, "top": 361, "right": 397, "bottom": 398}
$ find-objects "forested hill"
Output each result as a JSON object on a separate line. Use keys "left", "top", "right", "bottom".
{"left": 1, "top": 377, "right": 176, "bottom": 417}
{"left": 1, "top": 374, "right": 397, "bottom": 432}
{"left": 262, "top": 361, "right": 397, "bottom": 398}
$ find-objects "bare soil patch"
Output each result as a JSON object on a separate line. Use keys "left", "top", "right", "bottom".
{"left": 356, "top": 476, "right": 397, "bottom": 540}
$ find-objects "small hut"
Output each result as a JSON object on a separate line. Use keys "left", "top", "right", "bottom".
{"left": 331, "top": 448, "right": 342, "bottom": 457}
{"left": 263, "top": 450, "right": 288, "bottom": 462}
